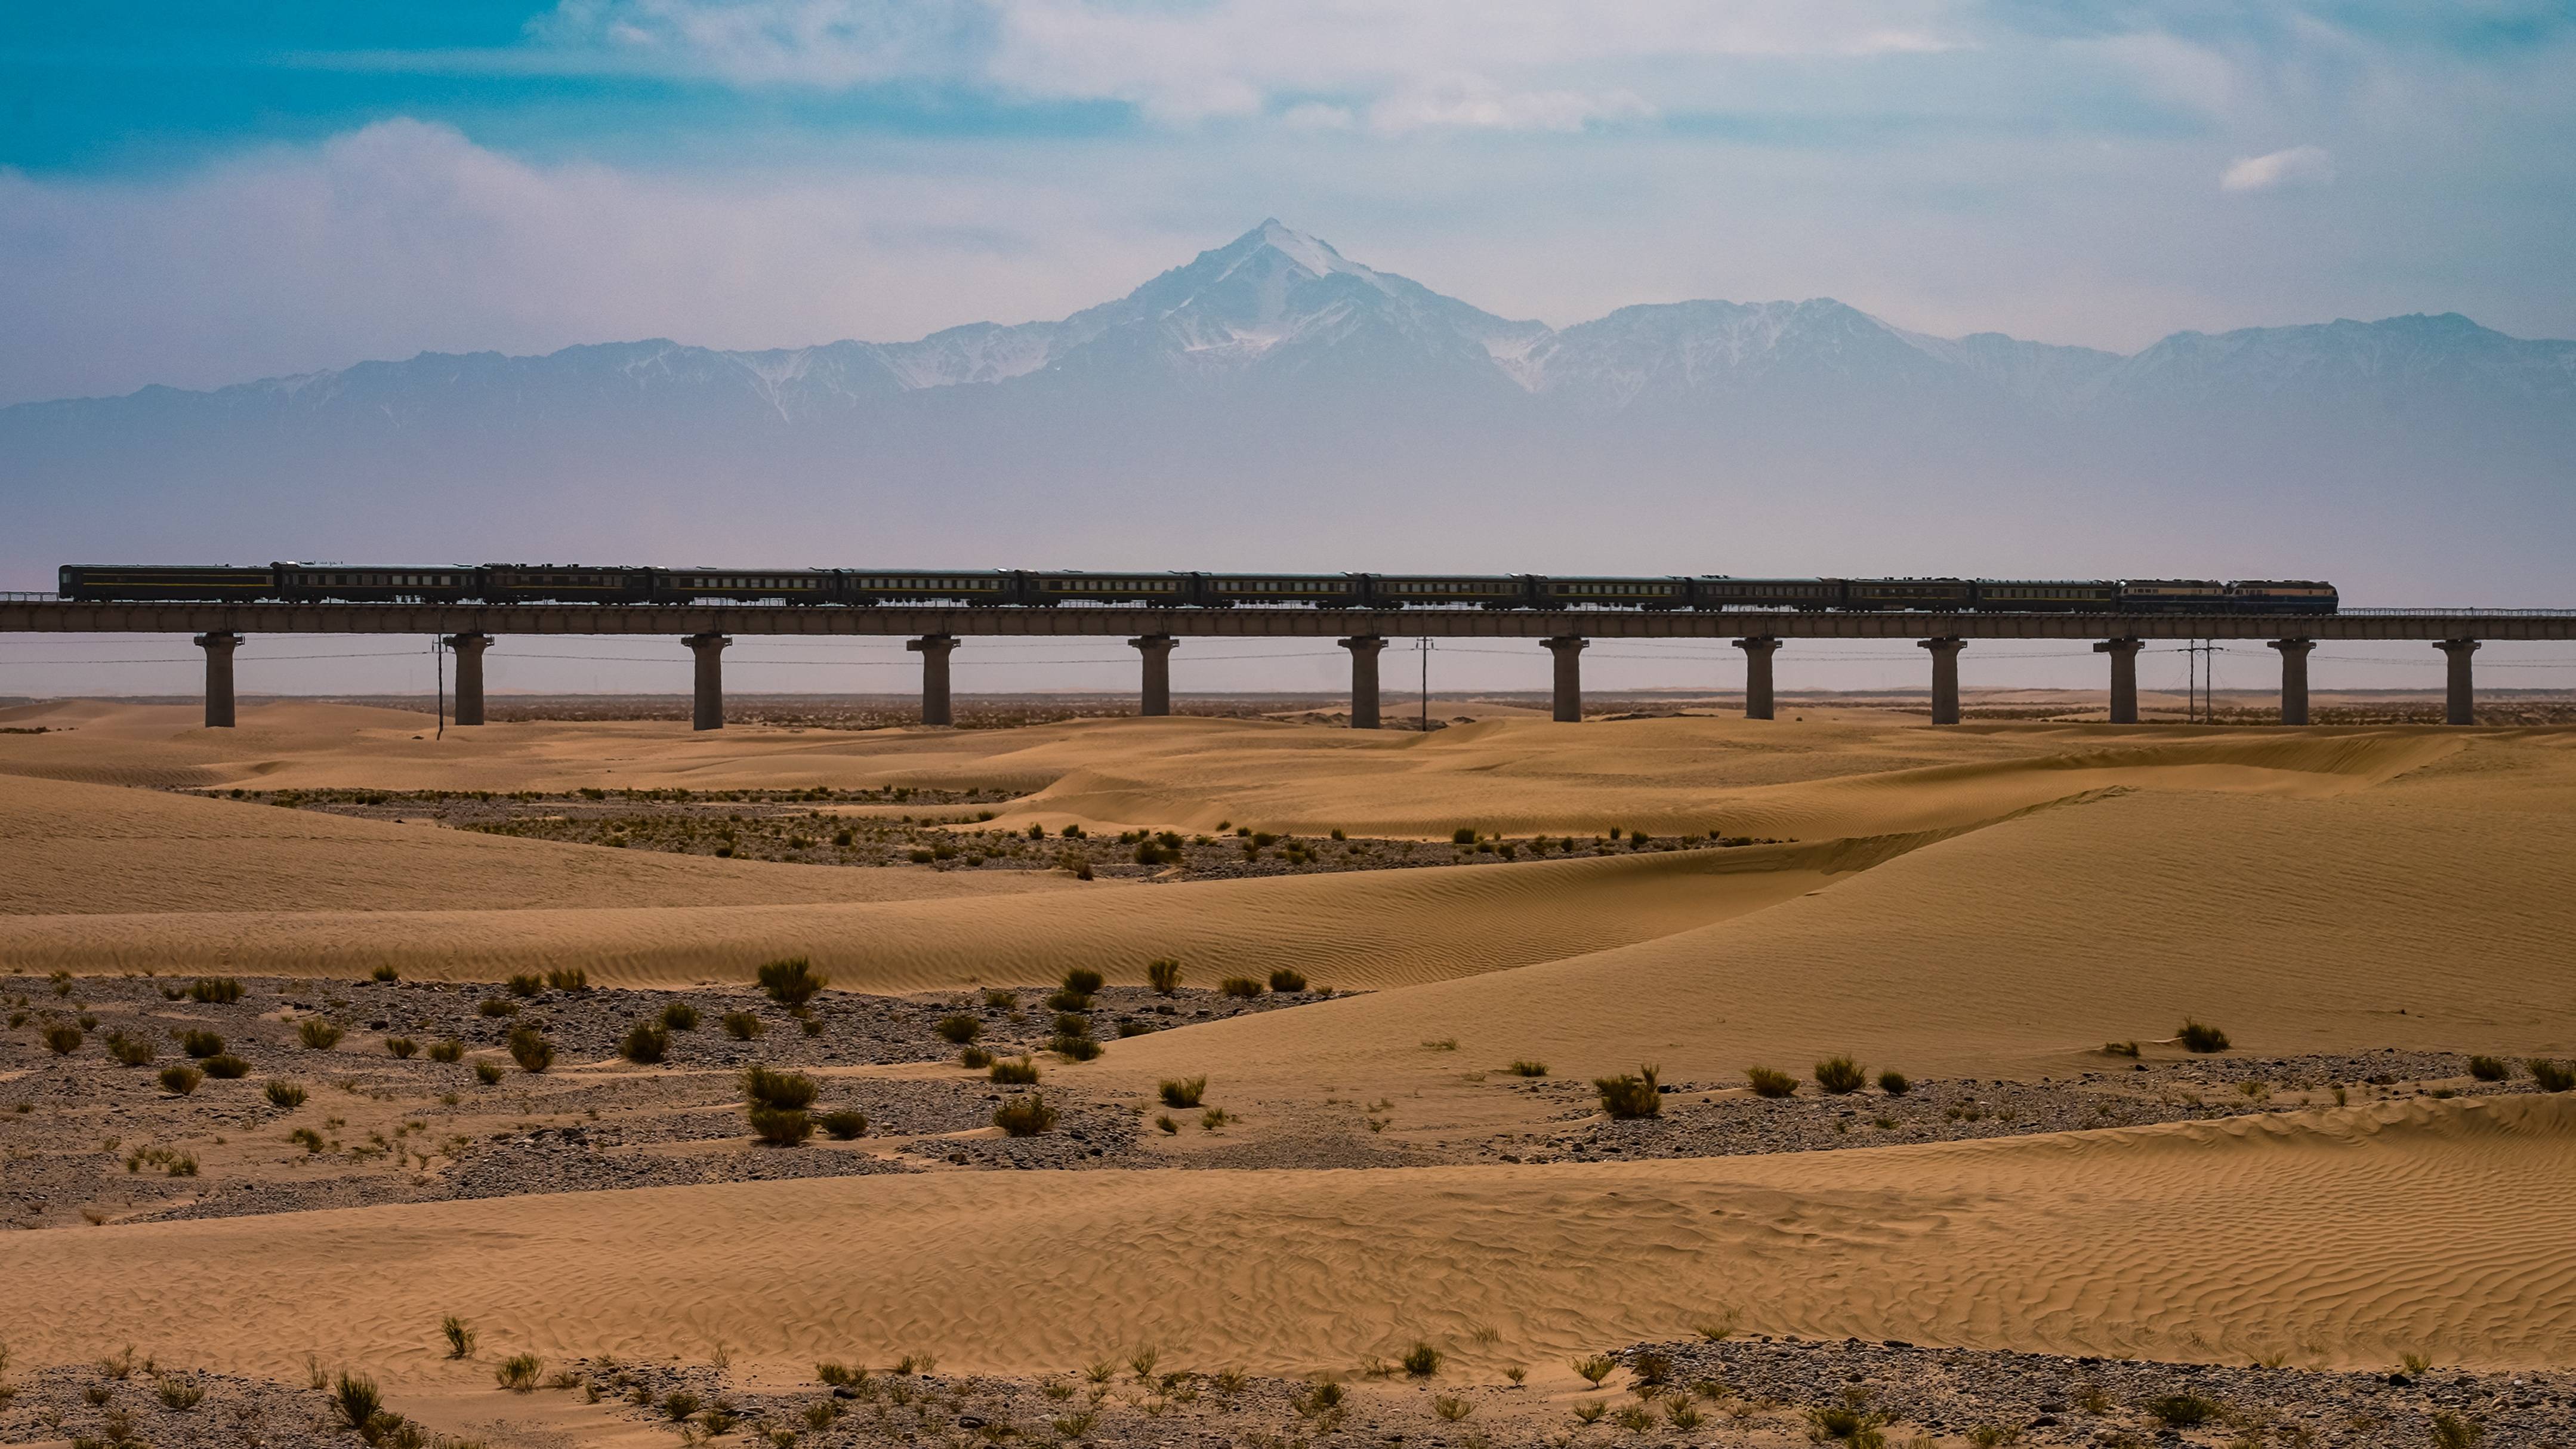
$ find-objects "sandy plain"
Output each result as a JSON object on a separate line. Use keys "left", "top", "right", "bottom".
{"left": 3, "top": 697, "right": 2574, "bottom": 1449}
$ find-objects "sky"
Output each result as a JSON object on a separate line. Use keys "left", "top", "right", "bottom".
{"left": 4, "top": 0, "right": 2575, "bottom": 408}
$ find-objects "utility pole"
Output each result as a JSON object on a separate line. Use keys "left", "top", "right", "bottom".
{"left": 1417, "top": 637, "right": 1433, "bottom": 732}
{"left": 435, "top": 637, "right": 446, "bottom": 739}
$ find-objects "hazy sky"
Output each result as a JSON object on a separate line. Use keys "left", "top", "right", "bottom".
{"left": 4, "top": 0, "right": 2574, "bottom": 406}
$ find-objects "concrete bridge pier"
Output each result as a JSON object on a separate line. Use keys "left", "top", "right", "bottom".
{"left": 909, "top": 634, "right": 958, "bottom": 726}
{"left": 2269, "top": 639, "right": 2315, "bottom": 725}
{"left": 1734, "top": 636, "right": 1781, "bottom": 720}
{"left": 2093, "top": 637, "right": 2143, "bottom": 724}
{"left": 685, "top": 633, "right": 729, "bottom": 730}
{"left": 193, "top": 631, "right": 240, "bottom": 728}
{"left": 1918, "top": 637, "right": 1966, "bottom": 724}
{"left": 2438, "top": 639, "right": 2479, "bottom": 724}
{"left": 443, "top": 633, "right": 492, "bottom": 726}
{"left": 1340, "top": 636, "right": 1386, "bottom": 729}
{"left": 1543, "top": 636, "right": 1587, "bottom": 722}
{"left": 1131, "top": 635, "right": 1176, "bottom": 716}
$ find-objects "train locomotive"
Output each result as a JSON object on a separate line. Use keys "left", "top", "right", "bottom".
{"left": 57, "top": 565, "right": 2339, "bottom": 615}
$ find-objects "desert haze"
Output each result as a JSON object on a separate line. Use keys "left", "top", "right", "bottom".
{"left": 3, "top": 698, "right": 2572, "bottom": 1449}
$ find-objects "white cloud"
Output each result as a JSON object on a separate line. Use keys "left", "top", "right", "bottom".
{"left": 1366, "top": 76, "right": 1654, "bottom": 135}
{"left": 2221, "top": 144, "right": 2335, "bottom": 192}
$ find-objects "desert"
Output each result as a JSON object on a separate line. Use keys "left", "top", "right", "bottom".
{"left": 3, "top": 695, "right": 2572, "bottom": 1449}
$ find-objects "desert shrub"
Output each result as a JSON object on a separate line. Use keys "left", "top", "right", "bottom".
{"left": 1401, "top": 1343, "right": 1442, "bottom": 1377}
{"left": 1432, "top": 1395, "right": 1473, "bottom": 1422}
{"left": 334, "top": 1373, "right": 384, "bottom": 1429}
{"left": 992, "top": 1056, "right": 1040, "bottom": 1085}
{"left": 2531, "top": 1059, "right": 2576, "bottom": 1092}
{"left": 1269, "top": 969, "right": 1308, "bottom": 993}
{"left": 1046, "top": 987, "right": 1093, "bottom": 1011}
{"left": 2103, "top": 1040, "right": 2142, "bottom": 1058}
{"left": 427, "top": 1038, "right": 464, "bottom": 1063}
{"left": 620, "top": 1022, "right": 668, "bottom": 1064}
{"left": 1877, "top": 1071, "right": 1910, "bottom": 1096}
{"left": 443, "top": 1316, "right": 477, "bottom": 1358}
{"left": 265, "top": 1079, "right": 307, "bottom": 1108}
{"left": 477, "top": 998, "right": 517, "bottom": 1018}
{"left": 1571, "top": 1354, "right": 1615, "bottom": 1386}
{"left": 474, "top": 1061, "right": 504, "bottom": 1086}
{"left": 1595, "top": 1066, "right": 1662, "bottom": 1119}
{"left": 2177, "top": 1019, "right": 2230, "bottom": 1053}
{"left": 662, "top": 1391, "right": 702, "bottom": 1422}
{"left": 1052, "top": 1033, "right": 1103, "bottom": 1061}
{"left": 107, "top": 1032, "right": 157, "bottom": 1066}
{"left": 661, "top": 1002, "right": 700, "bottom": 1031}
{"left": 820, "top": 1109, "right": 867, "bottom": 1140}
{"left": 816, "top": 1362, "right": 856, "bottom": 1387}
{"left": 1507, "top": 1060, "right": 1550, "bottom": 1077}
{"left": 504, "top": 973, "right": 542, "bottom": 998}
{"left": 177, "top": 1029, "right": 226, "bottom": 1058}
{"left": 496, "top": 1355, "right": 542, "bottom": 1392}
{"left": 699, "top": 1404, "right": 738, "bottom": 1435}
{"left": 744, "top": 1065, "right": 820, "bottom": 1110}
{"left": 935, "top": 1014, "right": 982, "bottom": 1044}
{"left": 503, "top": 1025, "right": 552, "bottom": 1073}
{"left": 982, "top": 987, "right": 1019, "bottom": 1009}
{"left": 298, "top": 1018, "right": 344, "bottom": 1050}
{"left": 1745, "top": 1066, "right": 1798, "bottom": 1099}
{"left": 545, "top": 968, "right": 588, "bottom": 991}
{"left": 189, "top": 977, "right": 244, "bottom": 1004}
{"left": 1814, "top": 1056, "right": 1867, "bottom": 1094}
{"left": 2143, "top": 1394, "right": 2220, "bottom": 1428}
{"left": 722, "top": 1011, "right": 766, "bottom": 1041}
{"left": 2432, "top": 1411, "right": 2486, "bottom": 1448}
{"left": 749, "top": 1106, "right": 813, "bottom": 1146}
{"left": 1219, "top": 977, "right": 1264, "bottom": 999}
{"left": 157, "top": 1377, "right": 206, "bottom": 1410}
{"left": 1053, "top": 1011, "right": 1093, "bottom": 1038}
{"left": 960, "top": 1046, "right": 994, "bottom": 1069}
{"left": 201, "top": 1053, "right": 251, "bottom": 1079}
{"left": 1806, "top": 1405, "right": 1889, "bottom": 1442}
{"left": 2467, "top": 1055, "right": 2509, "bottom": 1082}
{"left": 43, "top": 1023, "right": 84, "bottom": 1055}
{"left": 995, "top": 1095, "right": 1059, "bottom": 1136}
{"left": 159, "top": 1063, "right": 204, "bottom": 1096}
{"left": 372, "top": 965, "right": 400, "bottom": 982}
{"left": 1147, "top": 958, "right": 1182, "bottom": 994}
{"left": 384, "top": 1037, "right": 417, "bottom": 1059}
{"left": 1057, "top": 967, "right": 1105, "bottom": 995}
{"left": 759, "top": 957, "right": 827, "bottom": 1006}
{"left": 1159, "top": 1077, "right": 1207, "bottom": 1108}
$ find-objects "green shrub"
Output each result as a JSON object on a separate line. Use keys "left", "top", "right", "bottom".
{"left": 662, "top": 1001, "right": 699, "bottom": 1031}
{"left": 758, "top": 957, "right": 828, "bottom": 1005}
{"left": 1814, "top": 1056, "right": 1867, "bottom": 1094}
{"left": 158, "top": 1376, "right": 206, "bottom": 1410}
{"left": 107, "top": 1031, "right": 157, "bottom": 1066}
{"left": 1063, "top": 967, "right": 1105, "bottom": 995}
{"left": 991, "top": 1056, "right": 1040, "bottom": 1085}
{"left": 1877, "top": 1071, "right": 1910, "bottom": 1096}
{"left": 1507, "top": 1059, "right": 1550, "bottom": 1077}
{"left": 427, "top": 1038, "right": 464, "bottom": 1063}
{"left": 43, "top": 1023, "right": 84, "bottom": 1055}
{"left": 1401, "top": 1343, "right": 1442, "bottom": 1378}
{"left": 819, "top": 1109, "right": 868, "bottom": 1140}
{"left": 2467, "top": 1055, "right": 2509, "bottom": 1082}
{"left": 200, "top": 1053, "right": 251, "bottom": 1079}
{"left": 265, "top": 1079, "right": 307, "bottom": 1108}
{"left": 1806, "top": 1404, "right": 1889, "bottom": 1442}
{"left": 506, "top": 1025, "right": 553, "bottom": 1073}
{"left": 982, "top": 988, "right": 1019, "bottom": 1009}
{"left": 496, "top": 1354, "right": 542, "bottom": 1392}
{"left": 334, "top": 1373, "right": 384, "bottom": 1430}
{"left": 372, "top": 965, "right": 400, "bottom": 982}
{"left": 960, "top": 1046, "right": 994, "bottom": 1069}
{"left": 744, "top": 1065, "right": 820, "bottom": 1110}
{"left": 994, "top": 1095, "right": 1058, "bottom": 1136}
{"left": 384, "top": 1037, "right": 417, "bottom": 1059}
{"left": 177, "top": 1028, "right": 226, "bottom": 1058}
{"left": 159, "top": 1063, "right": 205, "bottom": 1095}
{"left": 1745, "top": 1066, "right": 1798, "bottom": 1099}
{"left": 1595, "top": 1067, "right": 1662, "bottom": 1119}
{"left": 1219, "top": 977, "right": 1264, "bottom": 999}
{"left": 1159, "top": 1077, "right": 1207, "bottom": 1108}
{"left": 2432, "top": 1411, "right": 2487, "bottom": 1448}
{"left": 545, "top": 968, "right": 588, "bottom": 991}
{"left": 2177, "top": 1019, "right": 2230, "bottom": 1053}
{"left": 2143, "top": 1394, "right": 2220, "bottom": 1428}
{"left": 1269, "top": 968, "right": 1308, "bottom": 993}
{"left": 189, "top": 977, "right": 244, "bottom": 1004}
{"left": 1047, "top": 986, "right": 1093, "bottom": 1012}
{"left": 1052, "top": 1034, "right": 1103, "bottom": 1061}
{"left": 748, "top": 1106, "right": 812, "bottom": 1146}
{"left": 477, "top": 998, "right": 517, "bottom": 1018}
{"left": 620, "top": 1021, "right": 668, "bottom": 1064}
{"left": 2531, "top": 1059, "right": 2575, "bottom": 1092}
{"left": 474, "top": 1061, "right": 504, "bottom": 1086}
{"left": 298, "top": 1018, "right": 344, "bottom": 1050}
{"left": 1053, "top": 1011, "right": 1093, "bottom": 1038}
{"left": 1147, "top": 958, "right": 1182, "bottom": 994}
{"left": 935, "top": 1013, "right": 982, "bottom": 1044}
{"left": 722, "top": 1010, "right": 766, "bottom": 1040}
{"left": 442, "top": 1316, "right": 476, "bottom": 1359}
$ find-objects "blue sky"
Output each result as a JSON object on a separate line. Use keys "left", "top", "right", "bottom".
{"left": 4, "top": 0, "right": 2575, "bottom": 405}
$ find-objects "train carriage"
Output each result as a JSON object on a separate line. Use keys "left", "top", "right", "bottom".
{"left": 1538, "top": 576, "right": 1687, "bottom": 609}
{"left": 1973, "top": 579, "right": 2117, "bottom": 612}
{"left": 652, "top": 569, "right": 835, "bottom": 605}
{"left": 482, "top": 565, "right": 654, "bottom": 604}
{"left": 1203, "top": 574, "right": 1366, "bottom": 608}
{"left": 1689, "top": 578, "right": 1842, "bottom": 611}
{"left": 277, "top": 563, "right": 481, "bottom": 602}
{"left": 2226, "top": 580, "right": 2339, "bottom": 614}
{"left": 1022, "top": 572, "right": 1193, "bottom": 607}
{"left": 2117, "top": 579, "right": 2232, "bottom": 613}
{"left": 1844, "top": 578, "right": 1977, "bottom": 611}
{"left": 1367, "top": 575, "right": 1530, "bottom": 609}
{"left": 59, "top": 564, "right": 279, "bottom": 602}
{"left": 838, "top": 571, "right": 1015, "bottom": 606}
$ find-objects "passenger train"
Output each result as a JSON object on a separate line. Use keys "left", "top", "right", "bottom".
{"left": 57, "top": 565, "right": 2340, "bottom": 615}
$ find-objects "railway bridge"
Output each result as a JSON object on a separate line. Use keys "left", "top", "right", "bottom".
{"left": 5, "top": 599, "right": 2571, "bottom": 729}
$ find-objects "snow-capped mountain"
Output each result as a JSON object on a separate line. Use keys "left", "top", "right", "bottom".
{"left": 4, "top": 221, "right": 2572, "bottom": 603}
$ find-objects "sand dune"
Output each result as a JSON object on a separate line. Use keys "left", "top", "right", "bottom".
{"left": 4, "top": 1096, "right": 2568, "bottom": 1385}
